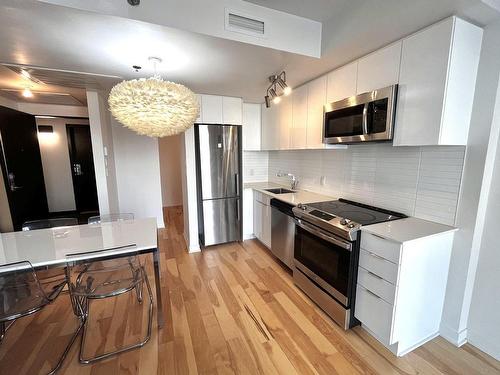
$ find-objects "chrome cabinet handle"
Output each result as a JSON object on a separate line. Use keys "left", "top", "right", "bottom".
{"left": 368, "top": 251, "right": 385, "bottom": 260}
{"left": 362, "top": 103, "right": 369, "bottom": 135}
{"left": 367, "top": 270, "right": 383, "bottom": 280}
{"left": 360, "top": 285, "right": 382, "bottom": 300}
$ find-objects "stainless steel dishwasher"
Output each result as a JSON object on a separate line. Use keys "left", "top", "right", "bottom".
{"left": 270, "top": 198, "right": 295, "bottom": 269}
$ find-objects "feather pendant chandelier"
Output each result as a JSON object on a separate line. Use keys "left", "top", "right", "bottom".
{"left": 108, "top": 57, "right": 199, "bottom": 137}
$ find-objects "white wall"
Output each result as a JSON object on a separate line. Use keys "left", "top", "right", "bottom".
{"left": 243, "top": 151, "right": 269, "bottom": 183}
{"left": 86, "top": 90, "right": 119, "bottom": 215}
{"left": 36, "top": 117, "right": 90, "bottom": 212}
{"left": 158, "top": 134, "right": 183, "bottom": 207}
{"left": 466, "top": 72, "right": 500, "bottom": 360}
{"left": 111, "top": 117, "right": 164, "bottom": 228}
{"left": 181, "top": 128, "right": 200, "bottom": 252}
{"left": 440, "top": 20, "right": 500, "bottom": 347}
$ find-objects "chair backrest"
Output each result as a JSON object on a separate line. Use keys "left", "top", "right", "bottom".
{"left": 87, "top": 213, "right": 134, "bottom": 225}
{"left": 65, "top": 244, "right": 140, "bottom": 299}
{"left": 0, "top": 261, "right": 49, "bottom": 322}
{"left": 22, "top": 217, "right": 78, "bottom": 231}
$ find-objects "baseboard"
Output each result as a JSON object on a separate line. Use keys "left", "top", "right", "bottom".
{"left": 397, "top": 332, "right": 440, "bottom": 356}
{"left": 468, "top": 329, "right": 500, "bottom": 360}
{"left": 243, "top": 234, "right": 256, "bottom": 240}
{"left": 440, "top": 323, "right": 468, "bottom": 347}
{"left": 188, "top": 244, "right": 201, "bottom": 253}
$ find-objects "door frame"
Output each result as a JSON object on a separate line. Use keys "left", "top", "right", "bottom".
{"left": 66, "top": 123, "right": 98, "bottom": 213}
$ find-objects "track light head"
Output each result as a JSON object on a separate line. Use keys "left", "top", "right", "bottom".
{"left": 127, "top": 0, "right": 140, "bottom": 5}
{"left": 264, "top": 71, "right": 290, "bottom": 108}
{"left": 265, "top": 95, "right": 271, "bottom": 108}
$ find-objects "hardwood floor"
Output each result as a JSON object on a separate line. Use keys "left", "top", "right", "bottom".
{"left": 1, "top": 206, "right": 499, "bottom": 374}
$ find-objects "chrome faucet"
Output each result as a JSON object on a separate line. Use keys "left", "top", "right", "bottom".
{"left": 276, "top": 172, "right": 298, "bottom": 190}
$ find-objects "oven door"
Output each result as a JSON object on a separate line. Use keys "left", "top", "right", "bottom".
{"left": 294, "top": 219, "right": 353, "bottom": 307}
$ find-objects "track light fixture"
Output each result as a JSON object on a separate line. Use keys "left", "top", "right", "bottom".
{"left": 264, "top": 71, "right": 291, "bottom": 108}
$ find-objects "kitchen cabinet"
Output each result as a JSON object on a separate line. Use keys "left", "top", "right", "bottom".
{"left": 243, "top": 188, "right": 254, "bottom": 239}
{"left": 355, "top": 228, "right": 455, "bottom": 356}
{"left": 394, "top": 17, "right": 482, "bottom": 146}
{"left": 261, "top": 103, "right": 279, "bottom": 150}
{"left": 278, "top": 95, "right": 292, "bottom": 150}
{"left": 356, "top": 41, "right": 402, "bottom": 94}
{"left": 253, "top": 191, "right": 271, "bottom": 248}
{"left": 198, "top": 95, "right": 243, "bottom": 125}
{"left": 242, "top": 103, "right": 261, "bottom": 151}
{"left": 326, "top": 61, "right": 358, "bottom": 104}
{"left": 290, "top": 85, "right": 308, "bottom": 149}
{"left": 201, "top": 95, "right": 223, "bottom": 123}
{"left": 222, "top": 96, "right": 243, "bottom": 124}
{"left": 306, "top": 76, "right": 327, "bottom": 149}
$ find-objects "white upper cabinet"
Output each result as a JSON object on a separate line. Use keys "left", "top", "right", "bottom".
{"left": 261, "top": 103, "right": 279, "bottom": 150}
{"left": 242, "top": 103, "right": 261, "bottom": 151}
{"left": 201, "top": 95, "right": 223, "bottom": 123}
{"left": 222, "top": 96, "right": 243, "bottom": 125}
{"left": 195, "top": 95, "right": 202, "bottom": 123}
{"left": 394, "top": 17, "right": 482, "bottom": 146}
{"left": 306, "top": 76, "right": 327, "bottom": 149}
{"left": 357, "top": 41, "right": 402, "bottom": 94}
{"left": 198, "top": 95, "right": 243, "bottom": 125}
{"left": 290, "top": 85, "right": 308, "bottom": 149}
{"left": 326, "top": 61, "right": 358, "bottom": 103}
{"left": 278, "top": 95, "right": 293, "bottom": 150}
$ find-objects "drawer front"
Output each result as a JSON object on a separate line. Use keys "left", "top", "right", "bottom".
{"left": 357, "top": 266, "right": 397, "bottom": 304}
{"left": 359, "top": 249, "right": 399, "bottom": 284}
{"left": 355, "top": 284, "right": 395, "bottom": 345}
{"left": 361, "top": 232, "right": 401, "bottom": 264}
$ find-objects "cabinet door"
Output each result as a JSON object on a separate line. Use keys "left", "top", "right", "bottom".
{"left": 306, "top": 75, "right": 327, "bottom": 149}
{"left": 242, "top": 103, "right": 261, "bottom": 151}
{"left": 253, "top": 197, "right": 262, "bottom": 240}
{"left": 326, "top": 61, "right": 358, "bottom": 103}
{"left": 201, "top": 95, "right": 223, "bottom": 123}
{"left": 243, "top": 188, "right": 254, "bottom": 239}
{"left": 262, "top": 204, "right": 272, "bottom": 248}
{"left": 357, "top": 42, "right": 402, "bottom": 94}
{"left": 394, "top": 18, "right": 453, "bottom": 146}
{"left": 278, "top": 95, "right": 292, "bottom": 150}
{"left": 223, "top": 97, "right": 242, "bottom": 124}
{"left": 290, "top": 85, "right": 308, "bottom": 149}
{"left": 261, "top": 103, "right": 279, "bottom": 150}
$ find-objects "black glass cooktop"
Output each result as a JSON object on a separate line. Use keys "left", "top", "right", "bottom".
{"left": 307, "top": 199, "right": 406, "bottom": 226}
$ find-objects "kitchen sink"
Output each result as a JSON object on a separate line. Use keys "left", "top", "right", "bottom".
{"left": 265, "top": 188, "right": 295, "bottom": 194}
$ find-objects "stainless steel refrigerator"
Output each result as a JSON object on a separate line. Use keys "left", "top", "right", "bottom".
{"left": 195, "top": 124, "right": 242, "bottom": 246}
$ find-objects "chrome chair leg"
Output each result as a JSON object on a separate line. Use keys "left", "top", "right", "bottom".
{"left": 46, "top": 318, "right": 85, "bottom": 375}
{"left": 78, "top": 267, "right": 153, "bottom": 364}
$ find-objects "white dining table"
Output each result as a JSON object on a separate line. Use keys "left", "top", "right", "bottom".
{"left": 0, "top": 217, "right": 164, "bottom": 328}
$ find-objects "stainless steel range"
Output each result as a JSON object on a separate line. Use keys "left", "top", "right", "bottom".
{"left": 292, "top": 198, "right": 406, "bottom": 329}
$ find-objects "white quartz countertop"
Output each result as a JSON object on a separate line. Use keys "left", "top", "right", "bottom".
{"left": 244, "top": 181, "right": 334, "bottom": 206}
{"left": 362, "top": 217, "right": 457, "bottom": 243}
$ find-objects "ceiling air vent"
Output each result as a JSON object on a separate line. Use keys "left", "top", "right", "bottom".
{"left": 225, "top": 10, "right": 266, "bottom": 37}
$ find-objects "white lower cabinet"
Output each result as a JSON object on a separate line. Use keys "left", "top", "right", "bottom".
{"left": 253, "top": 191, "right": 271, "bottom": 248}
{"left": 355, "top": 229, "right": 455, "bottom": 356}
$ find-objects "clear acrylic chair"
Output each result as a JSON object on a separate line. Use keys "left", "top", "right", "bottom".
{"left": 65, "top": 246, "right": 153, "bottom": 364}
{"left": 0, "top": 261, "right": 83, "bottom": 374}
{"left": 22, "top": 217, "right": 78, "bottom": 231}
{"left": 87, "top": 213, "right": 134, "bottom": 225}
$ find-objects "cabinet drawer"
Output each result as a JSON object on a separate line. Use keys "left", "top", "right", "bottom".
{"left": 359, "top": 249, "right": 399, "bottom": 284}
{"left": 357, "top": 266, "right": 397, "bottom": 304}
{"left": 361, "top": 232, "right": 401, "bottom": 264}
{"left": 254, "top": 190, "right": 271, "bottom": 205}
{"left": 355, "top": 284, "right": 395, "bottom": 345}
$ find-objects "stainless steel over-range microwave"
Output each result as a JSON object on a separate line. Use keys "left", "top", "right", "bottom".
{"left": 323, "top": 85, "right": 398, "bottom": 144}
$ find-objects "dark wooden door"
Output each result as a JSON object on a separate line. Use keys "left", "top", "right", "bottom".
{"left": 0, "top": 106, "right": 49, "bottom": 230}
{"left": 66, "top": 124, "right": 99, "bottom": 213}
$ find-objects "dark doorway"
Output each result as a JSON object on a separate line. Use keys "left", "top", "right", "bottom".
{"left": 66, "top": 124, "right": 99, "bottom": 214}
{"left": 0, "top": 106, "right": 49, "bottom": 230}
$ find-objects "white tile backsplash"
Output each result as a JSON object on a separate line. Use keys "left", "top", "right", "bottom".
{"left": 265, "top": 144, "right": 466, "bottom": 226}
{"left": 243, "top": 151, "right": 269, "bottom": 183}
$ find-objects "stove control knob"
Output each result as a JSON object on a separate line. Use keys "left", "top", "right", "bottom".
{"left": 347, "top": 223, "right": 356, "bottom": 229}
{"left": 340, "top": 218, "right": 349, "bottom": 225}
{"left": 298, "top": 204, "right": 307, "bottom": 210}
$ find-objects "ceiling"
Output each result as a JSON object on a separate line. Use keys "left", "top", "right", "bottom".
{"left": 0, "top": 0, "right": 499, "bottom": 105}
{"left": 244, "top": 0, "right": 351, "bottom": 22}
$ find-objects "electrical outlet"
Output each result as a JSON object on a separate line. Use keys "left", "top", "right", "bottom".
{"left": 249, "top": 168, "right": 254, "bottom": 176}
{"left": 320, "top": 176, "right": 326, "bottom": 186}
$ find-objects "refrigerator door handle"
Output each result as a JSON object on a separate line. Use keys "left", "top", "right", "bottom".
{"left": 235, "top": 173, "right": 240, "bottom": 196}
{"left": 236, "top": 199, "right": 240, "bottom": 221}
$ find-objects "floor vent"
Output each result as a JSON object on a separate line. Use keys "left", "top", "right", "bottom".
{"left": 226, "top": 10, "right": 265, "bottom": 36}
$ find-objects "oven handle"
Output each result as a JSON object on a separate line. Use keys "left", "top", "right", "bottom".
{"left": 362, "top": 103, "right": 369, "bottom": 135}
{"left": 295, "top": 219, "right": 352, "bottom": 251}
